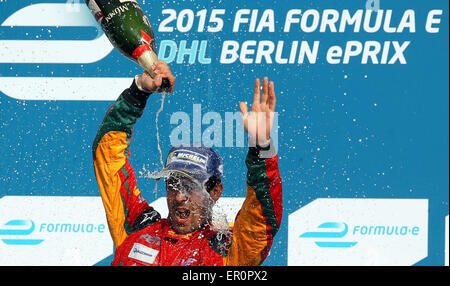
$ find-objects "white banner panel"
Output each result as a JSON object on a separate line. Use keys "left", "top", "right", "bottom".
{"left": 288, "top": 198, "right": 428, "bottom": 266}
{"left": 0, "top": 196, "right": 113, "bottom": 266}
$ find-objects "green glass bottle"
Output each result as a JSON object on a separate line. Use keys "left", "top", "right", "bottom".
{"left": 85, "top": 0, "right": 170, "bottom": 89}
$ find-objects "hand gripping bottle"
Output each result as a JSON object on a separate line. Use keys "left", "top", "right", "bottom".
{"left": 85, "top": 0, "right": 171, "bottom": 90}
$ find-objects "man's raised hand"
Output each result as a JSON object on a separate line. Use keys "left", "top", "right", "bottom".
{"left": 239, "top": 77, "right": 276, "bottom": 147}
{"left": 138, "top": 60, "right": 176, "bottom": 93}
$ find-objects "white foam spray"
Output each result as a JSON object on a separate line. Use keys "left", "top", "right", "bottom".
{"left": 139, "top": 92, "right": 167, "bottom": 198}
{"left": 154, "top": 92, "right": 166, "bottom": 168}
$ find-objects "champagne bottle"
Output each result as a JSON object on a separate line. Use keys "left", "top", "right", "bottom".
{"left": 85, "top": 0, "right": 171, "bottom": 90}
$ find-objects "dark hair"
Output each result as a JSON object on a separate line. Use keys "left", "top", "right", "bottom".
{"left": 204, "top": 176, "right": 222, "bottom": 193}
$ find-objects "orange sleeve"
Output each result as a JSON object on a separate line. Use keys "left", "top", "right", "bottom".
{"left": 92, "top": 91, "right": 159, "bottom": 248}
{"left": 225, "top": 147, "right": 282, "bottom": 266}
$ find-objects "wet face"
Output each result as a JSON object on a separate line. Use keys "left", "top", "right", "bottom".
{"left": 165, "top": 174, "right": 214, "bottom": 235}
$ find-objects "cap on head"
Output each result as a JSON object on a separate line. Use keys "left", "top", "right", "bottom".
{"left": 157, "top": 145, "right": 223, "bottom": 184}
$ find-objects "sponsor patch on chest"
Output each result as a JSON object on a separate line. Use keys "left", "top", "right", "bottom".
{"left": 128, "top": 243, "right": 159, "bottom": 265}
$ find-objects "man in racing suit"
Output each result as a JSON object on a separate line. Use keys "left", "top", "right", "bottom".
{"left": 92, "top": 61, "right": 282, "bottom": 266}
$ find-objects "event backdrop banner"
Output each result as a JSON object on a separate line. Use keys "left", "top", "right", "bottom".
{"left": 0, "top": 0, "right": 448, "bottom": 266}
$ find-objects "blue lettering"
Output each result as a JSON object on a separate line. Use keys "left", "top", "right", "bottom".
{"left": 350, "top": 224, "right": 420, "bottom": 237}
{"left": 61, "top": 224, "right": 71, "bottom": 232}
{"left": 400, "top": 226, "right": 407, "bottom": 235}
{"left": 47, "top": 224, "right": 54, "bottom": 232}
{"left": 360, "top": 226, "right": 368, "bottom": 235}
{"left": 198, "top": 41, "right": 211, "bottom": 64}
{"left": 158, "top": 40, "right": 211, "bottom": 64}
{"left": 374, "top": 226, "right": 385, "bottom": 235}
{"left": 386, "top": 226, "right": 394, "bottom": 235}
{"left": 158, "top": 40, "right": 178, "bottom": 63}
{"left": 35, "top": 223, "right": 107, "bottom": 233}
{"left": 177, "top": 40, "right": 198, "bottom": 64}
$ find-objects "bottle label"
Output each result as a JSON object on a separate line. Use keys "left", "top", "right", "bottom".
{"left": 104, "top": 4, "right": 131, "bottom": 23}
{"left": 131, "top": 30, "right": 153, "bottom": 59}
{"left": 86, "top": 0, "right": 104, "bottom": 23}
{"left": 132, "top": 44, "right": 151, "bottom": 60}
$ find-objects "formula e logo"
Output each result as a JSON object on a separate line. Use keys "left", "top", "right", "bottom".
{"left": 299, "top": 222, "right": 357, "bottom": 248}
{"left": 0, "top": 1, "right": 133, "bottom": 101}
{"left": 0, "top": 196, "right": 113, "bottom": 266}
{"left": 288, "top": 198, "right": 428, "bottom": 266}
{"left": 0, "top": 220, "right": 44, "bottom": 245}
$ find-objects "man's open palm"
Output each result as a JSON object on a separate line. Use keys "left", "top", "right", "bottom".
{"left": 239, "top": 77, "right": 276, "bottom": 146}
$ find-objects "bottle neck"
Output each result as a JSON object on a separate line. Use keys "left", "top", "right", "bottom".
{"left": 136, "top": 49, "right": 159, "bottom": 78}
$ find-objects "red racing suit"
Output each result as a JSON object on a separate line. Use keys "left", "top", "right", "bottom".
{"left": 92, "top": 80, "right": 283, "bottom": 266}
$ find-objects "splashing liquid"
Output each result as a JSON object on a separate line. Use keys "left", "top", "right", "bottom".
{"left": 211, "top": 199, "right": 232, "bottom": 233}
{"left": 154, "top": 92, "right": 166, "bottom": 168}
{"left": 140, "top": 92, "right": 167, "bottom": 198}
